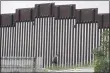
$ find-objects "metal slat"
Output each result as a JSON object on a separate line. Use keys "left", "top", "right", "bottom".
{"left": 34, "top": 18, "right": 38, "bottom": 58}
{"left": 27, "top": 22, "right": 30, "bottom": 70}
{"left": 63, "top": 19, "right": 66, "bottom": 67}
{"left": 48, "top": 17, "right": 52, "bottom": 67}
{"left": 18, "top": 23, "right": 20, "bottom": 58}
{"left": 66, "top": 19, "right": 69, "bottom": 67}
{"left": 90, "top": 23, "right": 94, "bottom": 64}
{"left": 50, "top": 17, "right": 54, "bottom": 67}
{"left": 21, "top": 22, "right": 23, "bottom": 69}
{"left": 33, "top": 20, "right": 36, "bottom": 71}
{"left": 92, "top": 23, "right": 97, "bottom": 64}
{"left": 70, "top": 19, "right": 73, "bottom": 67}
{"left": 41, "top": 18, "right": 45, "bottom": 68}
{"left": 78, "top": 23, "right": 81, "bottom": 66}
{"left": 42, "top": 18, "right": 46, "bottom": 68}
{"left": 8, "top": 27, "right": 10, "bottom": 57}
{"left": 56, "top": 19, "right": 60, "bottom": 66}
{"left": 22, "top": 22, "right": 24, "bottom": 58}
{"left": 84, "top": 23, "right": 87, "bottom": 65}
{"left": 67, "top": 19, "right": 71, "bottom": 67}
{"left": 77, "top": 23, "right": 80, "bottom": 66}
{"left": 19, "top": 22, "right": 22, "bottom": 58}
{"left": 64, "top": 19, "right": 68, "bottom": 67}
{"left": 75, "top": 23, "right": 78, "bottom": 66}
{"left": 72, "top": 19, "right": 76, "bottom": 66}
{"left": 39, "top": 18, "right": 42, "bottom": 57}
{"left": 27, "top": 22, "right": 30, "bottom": 57}
{"left": 12, "top": 27, "right": 15, "bottom": 71}
{"left": 44, "top": 18, "right": 47, "bottom": 68}
{"left": 1, "top": 28, "right": 4, "bottom": 71}
{"left": 62, "top": 19, "right": 65, "bottom": 67}
{"left": 51, "top": 17, "right": 55, "bottom": 67}
{"left": 95, "top": 23, "right": 98, "bottom": 51}
{"left": 37, "top": 18, "right": 40, "bottom": 58}
{"left": 59, "top": 19, "right": 62, "bottom": 67}
{"left": 86, "top": 24, "right": 89, "bottom": 65}
{"left": 55, "top": 19, "right": 58, "bottom": 57}
{"left": 16, "top": 23, "right": 19, "bottom": 57}
{"left": 81, "top": 23, "right": 84, "bottom": 66}
{"left": 85, "top": 23, "right": 88, "bottom": 65}
{"left": 32, "top": 21, "right": 34, "bottom": 57}
{"left": 47, "top": 17, "right": 50, "bottom": 67}
{"left": 93, "top": 23, "right": 97, "bottom": 60}
{"left": 45, "top": 17, "right": 48, "bottom": 67}
{"left": 30, "top": 21, "right": 34, "bottom": 68}
{"left": 8, "top": 27, "right": 11, "bottom": 70}
{"left": 16, "top": 23, "right": 19, "bottom": 70}
{"left": 13, "top": 23, "right": 18, "bottom": 70}
{"left": 82, "top": 23, "right": 85, "bottom": 65}
{"left": 0, "top": 27, "right": 1, "bottom": 71}
{"left": 5, "top": 27, "right": 7, "bottom": 57}
{"left": 61, "top": 19, "right": 63, "bottom": 67}
{"left": 74, "top": 20, "right": 77, "bottom": 66}
{"left": 40, "top": 18, "right": 43, "bottom": 58}
{"left": 0, "top": 28, "right": 2, "bottom": 59}
{"left": 79, "top": 23, "right": 82, "bottom": 66}
{"left": 24, "top": 22, "right": 28, "bottom": 72}
{"left": 33, "top": 20, "right": 36, "bottom": 57}
{"left": 86, "top": 23, "right": 90, "bottom": 64}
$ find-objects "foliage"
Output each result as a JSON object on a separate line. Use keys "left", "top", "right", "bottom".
{"left": 93, "top": 29, "right": 110, "bottom": 73}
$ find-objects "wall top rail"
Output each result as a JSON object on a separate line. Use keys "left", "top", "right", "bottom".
{"left": 55, "top": 4, "right": 76, "bottom": 19}
{"left": 75, "top": 8, "right": 98, "bottom": 23}
{"left": 0, "top": 13, "right": 15, "bottom": 27}
{"left": 34, "top": 3, "right": 55, "bottom": 18}
{"left": 0, "top": 3, "right": 109, "bottom": 28}
{"left": 98, "top": 13, "right": 110, "bottom": 29}
{"left": 15, "top": 8, "right": 34, "bottom": 22}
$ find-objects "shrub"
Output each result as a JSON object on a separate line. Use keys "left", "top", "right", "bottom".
{"left": 94, "top": 29, "right": 110, "bottom": 73}
{"left": 94, "top": 57, "right": 109, "bottom": 72}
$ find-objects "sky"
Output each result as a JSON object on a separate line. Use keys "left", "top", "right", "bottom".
{"left": 1, "top": 1, "right": 109, "bottom": 14}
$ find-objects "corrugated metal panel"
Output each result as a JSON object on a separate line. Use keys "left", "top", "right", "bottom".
{"left": 98, "top": 13, "right": 110, "bottom": 29}
{"left": 75, "top": 8, "right": 98, "bottom": 23}
{"left": 34, "top": 3, "right": 55, "bottom": 17}
{"left": 0, "top": 14, "right": 14, "bottom": 27}
{"left": 15, "top": 8, "right": 33, "bottom": 22}
{"left": 55, "top": 5, "right": 76, "bottom": 19}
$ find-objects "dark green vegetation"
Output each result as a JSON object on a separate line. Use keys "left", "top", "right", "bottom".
{"left": 94, "top": 29, "right": 110, "bottom": 73}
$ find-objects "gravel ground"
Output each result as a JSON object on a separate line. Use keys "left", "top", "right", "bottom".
{"left": 47, "top": 67, "right": 94, "bottom": 72}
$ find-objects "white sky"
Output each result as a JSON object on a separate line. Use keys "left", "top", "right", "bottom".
{"left": 1, "top": 1, "right": 109, "bottom": 14}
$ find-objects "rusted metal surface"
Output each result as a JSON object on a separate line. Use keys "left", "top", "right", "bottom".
{"left": 103, "top": 13, "right": 110, "bottom": 28}
{"left": 0, "top": 14, "right": 14, "bottom": 27}
{"left": 98, "top": 13, "right": 110, "bottom": 28}
{"left": 75, "top": 8, "right": 98, "bottom": 23}
{"left": 15, "top": 8, "right": 33, "bottom": 22}
{"left": 55, "top": 5, "right": 76, "bottom": 19}
{"left": 34, "top": 3, "right": 55, "bottom": 17}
